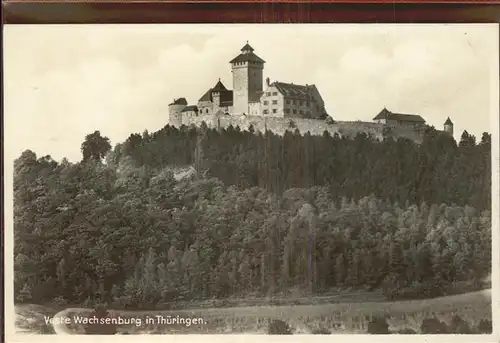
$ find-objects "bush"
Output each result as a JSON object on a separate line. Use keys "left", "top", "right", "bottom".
{"left": 367, "top": 316, "right": 389, "bottom": 334}
{"left": 268, "top": 319, "right": 293, "bottom": 334}
{"left": 420, "top": 318, "right": 448, "bottom": 334}
{"left": 476, "top": 319, "right": 492, "bottom": 333}
{"left": 397, "top": 328, "right": 417, "bottom": 334}
{"left": 449, "top": 315, "right": 471, "bottom": 334}
{"left": 325, "top": 116, "right": 335, "bottom": 125}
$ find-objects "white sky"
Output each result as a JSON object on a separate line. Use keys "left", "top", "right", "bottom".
{"left": 4, "top": 24, "right": 499, "bottom": 162}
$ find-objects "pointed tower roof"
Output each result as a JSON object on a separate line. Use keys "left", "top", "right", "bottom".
{"left": 444, "top": 117, "right": 453, "bottom": 125}
{"left": 230, "top": 41, "right": 265, "bottom": 64}
{"left": 211, "top": 79, "right": 227, "bottom": 92}
{"left": 240, "top": 41, "right": 254, "bottom": 53}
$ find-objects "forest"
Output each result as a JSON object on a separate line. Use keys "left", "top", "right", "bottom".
{"left": 14, "top": 123, "right": 491, "bottom": 309}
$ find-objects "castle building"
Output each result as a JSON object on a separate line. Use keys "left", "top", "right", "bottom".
{"left": 168, "top": 42, "right": 453, "bottom": 140}
{"left": 261, "top": 80, "right": 328, "bottom": 119}
{"left": 168, "top": 42, "right": 329, "bottom": 123}
{"left": 373, "top": 108, "right": 426, "bottom": 127}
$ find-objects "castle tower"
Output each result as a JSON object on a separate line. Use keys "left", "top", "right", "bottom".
{"left": 211, "top": 78, "right": 226, "bottom": 113}
{"left": 230, "top": 42, "right": 265, "bottom": 115}
{"left": 168, "top": 98, "right": 187, "bottom": 127}
{"left": 444, "top": 117, "right": 454, "bottom": 136}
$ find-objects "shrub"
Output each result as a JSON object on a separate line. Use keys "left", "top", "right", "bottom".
{"left": 397, "top": 328, "right": 417, "bottom": 334}
{"left": 268, "top": 319, "right": 293, "bottom": 334}
{"left": 449, "top": 315, "right": 471, "bottom": 334}
{"left": 420, "top": 318, "right": 448, "bottom": 334}
{"left": 325, "top": 116, "right": 335, "bottom": 125}
{"left": 476, "top": 319, "right": 492, "bottom": 333}
{"left": 367, "top": 316, "right": 389, "bottom": 334}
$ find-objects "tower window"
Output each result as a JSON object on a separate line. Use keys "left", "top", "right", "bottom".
{"left": 266, "top": 92, "right": 271, "bottom": 96}
{"left": 272, "top": 100, "right": 278, "bottom": 105}
{"left": 272, "top": 92, "right": 278, "bottom": 96}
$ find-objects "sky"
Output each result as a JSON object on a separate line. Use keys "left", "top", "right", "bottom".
{"left": 4, "top": 24, "right": 499, "bottom": 162}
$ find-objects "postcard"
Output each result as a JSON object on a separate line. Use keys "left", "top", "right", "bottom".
{"left": 3, "top": 23, "right": 499, "bottom": 342}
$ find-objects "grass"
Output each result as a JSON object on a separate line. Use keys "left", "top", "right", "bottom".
{"left": 14, "top": 289, "right": 491, "bottom": 334}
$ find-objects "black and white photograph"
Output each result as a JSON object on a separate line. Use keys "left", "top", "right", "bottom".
{"left": 4, "top": 23, "right": 499, "bottom": 338}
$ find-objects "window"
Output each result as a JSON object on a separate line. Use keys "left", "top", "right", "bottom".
{"left": 206, "top": 109, "right": 209, "bottom": 113}
{"left": 286, "top": 100, "right": 291, "bottom": 105}
{"left": 285, "top": 109, "right": 290, "bottom": 114}
{"left": 300, "top": 101, "right": 303, "bottom": 106}
{"left": 293, "top": 109, "right": 297, "bottom": 114}
{"left": 299, "top": 110, "right": 304, "bottom": 115}
{"left": 263, "top": 109, "right": 269, "bottom": 114}
{"left": 272, "top": 109, "right": 277, "bottom": 114}
{"left": 272, "top": 100, "right": 278, "bottom": 105}
{"left": 263, "top": 100, "right": 268, "bottom": 105}
{"left": 306, "top": 101, "right": 310, "bottom": 107}
{"left": 272, "top": 92, "right": 278, "bottom": 96}
{"left": 266, "top": 92, "right": 271, "bottom": 96}
{"left": 293, "top": 100, "right": 297, "bottom": 105}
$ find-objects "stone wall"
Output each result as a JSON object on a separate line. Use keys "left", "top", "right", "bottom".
{"left": 174, "top": 113, "right": 426, "bottom": 142}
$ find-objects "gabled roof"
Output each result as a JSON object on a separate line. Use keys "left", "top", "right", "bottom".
{"left": 169, "top": 98, "right": 188, "bottom": 106}
{"left": 373, "top": 108, "right": 426, "bottom": 123}
{"left": 181, "top": 105, "right": 198, "bottom": 113}
{"left": 444, "top": 117, "right": 453, "bottom": 125}
{"left": 198, "top": 80, "right": 232, "bottom": 104}
{"left": 199, "top": 89, "right": 212, "bottom": 102}
{"left": 272, "top": 82, "right": 316, "bottom": 99}
{"left": 212, "top": 79, "right": 227, "bottom": 93}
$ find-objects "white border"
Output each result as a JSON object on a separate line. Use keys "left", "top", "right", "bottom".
{"left": 4, "top": 23, "right": 500, "bottom": 343}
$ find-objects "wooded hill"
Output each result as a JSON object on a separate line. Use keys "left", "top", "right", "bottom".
{"left": 14, "top": 124, "right": 491, "bottom": 308}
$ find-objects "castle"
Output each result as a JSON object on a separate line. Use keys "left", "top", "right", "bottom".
{"left": 169, "top": 42, "right": 454, "bottom": 140}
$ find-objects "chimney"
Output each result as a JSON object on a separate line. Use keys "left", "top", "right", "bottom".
{"left": 266, "top": 77, "right": 270, "bottom": 87}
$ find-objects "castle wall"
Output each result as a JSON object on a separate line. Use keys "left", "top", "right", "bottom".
{"left": 173, "top": 113, "right": 393, "bottom": 140}
{"left": 168, "top": 104, "right": 186, "bottom": 127}
{"left": 171, "top": 111, "right": 430, "bottom": 144}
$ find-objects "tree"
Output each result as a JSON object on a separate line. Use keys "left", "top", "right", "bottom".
{"left": 81, "top": 131, "right": 112, "bottom": 162}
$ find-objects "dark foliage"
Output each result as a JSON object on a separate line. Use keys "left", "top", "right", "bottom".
{"left": 449, "top": 315, "right": 472, "bottom": 334}
{"left": 367, "top": 316, "right": 390, "bottom": 334}
{"left": 420, "top": 317, "right": 449, "bottom": 334}
{"left": 13, "top": 125, "right": 491, "bottom": 307}
{"left": 268, "top": 319, "right": 293, "bottom": 334}
{"left": 476, "top": 319, "right": 493, "bottom": 333}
